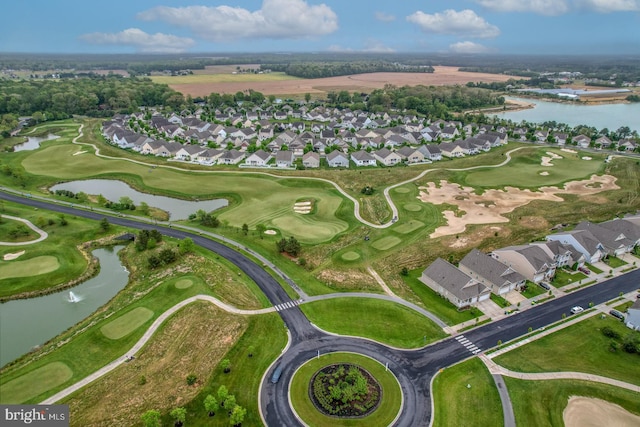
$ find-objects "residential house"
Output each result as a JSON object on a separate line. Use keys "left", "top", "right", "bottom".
{"left": 546, "top": 229, "right": 605, "bottom": 263}
{"left": 530, "top": 240, "right": 584, "bottom": 268}
{"left": 600, "top": 216, "right": 640, "bottom": 247}
{"left": 417, "top": 144, "right": 442, "bottom": 161}
{"left": 351, "top": 150, "right": 377, "bottom": 167}
{"left": 302, "top": 151, "right": 320, "bottom": 168}
{"left": 439, "top": 126, "right": 459, "bottom": 140}
{"left": 218, "top": 149, "right": 246, "bottom": 165}
{"left": 534, "top": 130, "right": 549, "bottom": 142}
{"left": 458, "top": 249, "right": 526, "bottom": 295}
{"left": 626, "top": 299, "right": 640, "bottom": 331}
{"left": 326, "top": 150, "right": 350, "bottom": 168}
{"left": 194, "top": 149, "right": 223, "bottom": 165}
{"left": 572, "top": 134, "right": 592, "bottom": 148}
{"left": 174, "top": 144, "right": 205, "bottom": 161}
{"left": 419, "top": 258, "right": 490, "bottom": 308}
{"left": 490, "top": 245, "right": 556, "bottom": 283}
{"left": 438, "top": 142, "right": 466, "bottom": 158}
{"left": 595, "top": 136, "right": 613, "bottom": 149}
{"left": 553, "top": 133, "right": 568, "bottom": 145}
{"left": 373, "top": 148, "right": 402, "bottom": 166}
{"left": 396, "top": 146, "right": 426, "bottom": 164}
{"left": 275, "top": 150, "right": 295, "bottom": 168}
{"left": 574, "top": 221, "right": 635, "bottom": 257}
{"left": 244, "top": 149, "right": 272, "bottom": 166}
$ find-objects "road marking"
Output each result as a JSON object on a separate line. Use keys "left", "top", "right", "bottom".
{"left": 455, "top": 335, "right": 482, "bottom": 355}
{"left": 274, "top": 299, "right": 301, "bottom": 312}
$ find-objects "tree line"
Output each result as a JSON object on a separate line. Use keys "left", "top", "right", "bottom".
{"left": 266, "top": 62, "right": 434, "bottom": 79}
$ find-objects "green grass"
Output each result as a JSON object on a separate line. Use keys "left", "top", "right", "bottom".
{"left": 290, "top": 352, "right": 402, "bottom": 427}
{"left": 300, "top": 298, "right": 447, "bottom": 348}
{"left": 403, "top": 269, "right": 481, "bottom": 326}
{"left": 495, "top": 315, "right": 640, "bottom": 386}
{"left": 100, "top": 307, "right": 154, "bottom": 340}
{"left": 0, "top": 362, "right": 73, "bottom": 404}
{"left": 551, "top": 268, "right": 587, "bottom": 287}
{"left": 341, "top": 251, "right": 361, "bottom": 261}
{"left": 175, "top": 278, "right": 194, "bottom": 289}
{"left": 432, "top": 357, "right": 503, "bottom": 427}
{"left": 587, "top": 263, "right": 603, "bottom": 274}
{"left": 605, "top": 256, "right": 628, "bottom": 268}
{"left": 0, "top": 217, "right": 39, "bottom": 242}
{"left": 394, "top": 220, "right": 424, "bottom": 234}
{"left": 490, "top": 293, "right": 511, "bottom": 308}
{"left": 504, "top": 378, "right": 640, "bottom": 426}
{"left": 521, "top": 282, "right": 547, "bottom": 298}
{"left": 463, "top": 147, "right": 605, "bottom": 189}
{"left": 0, "top": 255, "right": 59, "bottom": 280}
{"left": 149, "top": 71, "right": 297, "bottom": 85}
{"left": 371, "top": 236, "right": 402, "bottom": 251}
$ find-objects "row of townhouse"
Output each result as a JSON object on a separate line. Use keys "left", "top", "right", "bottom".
{"left": 511, "top": 127, "right": 638, "bottom": 151}
{"left": 419, "top": 215, "right": 640, "bottom": 309}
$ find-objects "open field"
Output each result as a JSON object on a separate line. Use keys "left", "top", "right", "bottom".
{"left": 494, "top": 315, "right": 640, "bottom": 386}
{"left": 64, "top": 302, "right": 247, "bottom": 427}
{"left": 164, "top": 66, "right": 515, "bottom": 97}
{"left": 300, "top": 298, "right": 447, "bottom": 348}
{"left": 100, "top": 307, "right": 155, "bottom": 340}
{"left": 150, "top": 71, "right": 297, "bottom": 85}
{"left": 504, "top": 378, "right": 640, "bottom": 426}
{"left": 0, "top": 362, "right": 73, "bottom": 404}
{"left": 0, "top": 255, "right": 59, "bottom": 280}
{"left": 290, "top": 352, "right": 402, "bottom": 427}
{"left": 432, "top": 358, "right": 502, "bottom": 427}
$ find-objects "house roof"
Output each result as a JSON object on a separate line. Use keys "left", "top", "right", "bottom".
{"left": 493, "top": 245, "right": 554, "bottom": 273}
{"left": 422, "top": 258, "right": 489, "bottom": 302}
{"left": 575, "top": 221, "right": 634, "bottom": 251}
{"left": 327, "top": 150, "right": 348, "bottom": 161}
{"left": 460, "top": 249, "right": 525, "bottom": 287}
{"left": 351, "top": 150, "right": 375, "bottom": 161}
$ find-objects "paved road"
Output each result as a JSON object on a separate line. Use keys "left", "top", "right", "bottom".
{"left": 3, "top": 191, "right": 639, "bottom": 426}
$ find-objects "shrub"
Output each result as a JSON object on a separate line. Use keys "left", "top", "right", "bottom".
{"left": 601, "top": 326, "right": 621, "bottom": 339}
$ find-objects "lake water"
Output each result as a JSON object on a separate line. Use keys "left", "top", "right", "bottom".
{"left": 13, "top": 134, "right": 60, "bottom": 151}
{"left": 50, "top": 179, "right": 228, "bottom": 220}
{"left": 493, "top": 98, "right": 640, "bottom": 132}
{"left": 0, "top": 246, "right": 128, "bottom": 367}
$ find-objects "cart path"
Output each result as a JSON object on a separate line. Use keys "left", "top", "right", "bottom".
{"left": 0, "top": 214, "right": 48, "bottom": 246}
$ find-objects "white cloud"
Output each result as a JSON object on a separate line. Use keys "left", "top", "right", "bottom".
{"left": 406, "top": 9, "right": 500, "bottom": 38}
{"left": 449, "top": 41, "right": 492, "bottom": 54}
{"left": 475, "top": 0, "right": 569, "bottom": 15}
{"left": 137, "top": 0, "right": 338, "bottom": 42}
{"left": 577, "top": 0, "right": 640, "bottom": 12}
{"left": 326, "top": 45, "right": 353, "bottom": 52}
{"left": 375, "top": 12, "right": 396, "bottom": 22}
{"left": 79, "top": 28, "right": 195, "bottom": 53}
{"left": 362, "top": 40, "right": 395, "bottom": 53}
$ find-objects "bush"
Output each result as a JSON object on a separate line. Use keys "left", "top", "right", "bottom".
{"left": 186, "top": 374, "right": 197, "bottom": 385}
{"left": 601, "top": 326, "right": 620, "bottom": 339}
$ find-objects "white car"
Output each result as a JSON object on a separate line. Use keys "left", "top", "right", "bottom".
{"left": 570, "top": 306, "right": 584, "bottom": 314}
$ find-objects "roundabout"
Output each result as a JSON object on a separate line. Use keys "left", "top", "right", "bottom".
{"left": 290, "top": 352, "right": 402, "bottom": 426}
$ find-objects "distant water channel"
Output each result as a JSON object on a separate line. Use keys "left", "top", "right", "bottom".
{"left": 50, "top": 179, "right": 227, "bottom": 220}
{"left": 13, "top": 134, "right": 60, "bottom": 151}
{"left": 0, "top": 246, "right": 128, "bottom": 367}
{"left": 493, "top": 97, "right": 640, "bottom": 132}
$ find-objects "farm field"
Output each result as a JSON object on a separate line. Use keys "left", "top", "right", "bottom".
{"left": 150, "top": 71, "right": 297, "bottom": 85}
{"left": 163, "top": 66, "right": 515, "bottom": 97}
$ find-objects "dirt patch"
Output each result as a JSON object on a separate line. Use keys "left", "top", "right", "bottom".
{"left": 264, "top": 229, "right": 277, "bottom": 235}
{"left": 167, "top": 66, "right": 514, "bottom": 97}
{"left": 66, "top": 302, "right": 248, "bottom": 426}
{"left": 418, "top": 175, "right": 619, "bottom": 238}
{"left": 563, "top": 396, "right": 640, "bottom": 427}
{"left": 3, "top": 250, "right": 25, "bottom": 260}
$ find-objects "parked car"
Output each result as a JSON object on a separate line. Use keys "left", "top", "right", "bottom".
{"left": 609, "top": 309, "right": 626, "bottom": 321}
{"left": 578, "top": 266, "right": 591, "bottom": 275}
{"left": 570, "top": 306, "right": 584, "bottom": 314}
{"left": 538, "top": 282, "right": 551, "bottom": 290}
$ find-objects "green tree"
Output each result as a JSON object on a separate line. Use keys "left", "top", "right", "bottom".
{"left": 256, "top": 224, "right": 266, "bottom": 238}
{"left": 140, "top": 409, "right": 161, "bottom": 427}
{"left": 217, "top": 385, "right": 229, "bottom": 403}
{"left": 204, "top": 394, "right": 219, "bottom": 417}
{"left": 99, "top": 217, "right": 110, "bottom": 232}
{"left": 221, "top": 358, "right": 231, "bottom": 373}
{"left": 242, "top": 223, "right": 249, "bottom": 235}
{"left": 186, "top": 374, "right": 197, "bottom": 385}
{"left": 247, "top": 345, "right": 255, "bottom": 358}
{"left": 170, "top": 407, "right": 187, "bottom": 426}
{"left": 179, "top": 237, "right": 195, "bottom": 254}
{"left": 223, "top": 394, "right": 236, "bottom": 412}
{"left": 229, "top": 405, "right": 246, "bottom": 426}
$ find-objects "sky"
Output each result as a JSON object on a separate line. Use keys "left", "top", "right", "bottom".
{"left": 1, "top": 0, "right": 639, "bottom": 55}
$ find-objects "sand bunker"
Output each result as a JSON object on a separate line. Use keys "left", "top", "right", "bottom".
{"left": 72, "top": 151, "right": 87, "bottom": 156}
{"left": 561, "top": 148, "right": 578, "bottom": 154}
{"left": 293, "top": 201, "right": 313, "bottom": 214}
{"left": 539, "top": 171, "right": 550, "bottom": 176}
{"left": 294, "top": 201, "right": 312, "bottom": 207}
{"left": 418, "top": 175, "right": 618, "bottom": 238}
{"left": 264, "top": 230, "right": 277, "bottom": 235}
{"left": 3, "top": 250, "right": 25, "bottom": 260}
{"left": 582, "top": 156, "right": 592, "bottom": 160}
{"left": 541, "top": 152, "right": 563, "bottom": 166}
{"left": 563, "top": 396, "right": 640, "bottom": 427}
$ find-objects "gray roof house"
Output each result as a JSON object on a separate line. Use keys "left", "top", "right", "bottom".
{"left": 490, "top": 245, "right": 556, "bottom": 284}
{"left": 574, "top": 221, "right": 635, "bottom": 257}
{"left": 351, "top": 150, "right": 377, "bottom": 167}
{"left": 546, "top": 229, "right": 606, "bottom": 263}
{"left": 302, "top": 151, "right": 320, "bottom": 168}
{"left": 420, "top": 258, "right": 490, "bottom": 308}
{"left": 275, "top": 150, "right": 295, "bottom": 168}
{"left": 458, "top": 249, "right": 526, "bottom": 295}
{"left": 244, "top": 149, "right": 272, "bottom": 166}
{"left": 396, "top": 146, "right": 425, "bottom": 164}
{"left": 595, "top": 217, "right": 640, "bottom": 249}
{"left": 326, "top": 150, "right": 350, "bottom": 168}
{"left": 626, "top": 299, "right": 640, "bottom": 331}
{"left": 373, "top": 148, "right": 402, "bottom": 166}
{"left": 530, "top": 240, "right": 585, "bottom": 268}
{"left": 218, "top": 149, "right": 246, "bottom": 165}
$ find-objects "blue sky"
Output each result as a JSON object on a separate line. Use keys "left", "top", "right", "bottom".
{"left": 1, "top": 0, "right": 639, "bottom": 54}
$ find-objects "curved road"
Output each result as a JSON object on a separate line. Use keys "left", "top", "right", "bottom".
{"left": 3, "top": 192, "right": 639, "bottom": 426}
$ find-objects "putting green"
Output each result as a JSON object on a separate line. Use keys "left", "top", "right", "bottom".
{"left": 100, "top": 307, "right": 154, "bottom": 340}
{"left": 403, "top": 203, "right": 423, "bottom": 212}
{"left": 394, "top": 220, "right": 424, "bottom": 234}
{"left": 372, "top": 236, "right": 402, "bottom": 251}
{"left": 0, "top": 256, "right": 59, "bottom": 280}
{"left": 290, "top": 352, "right": 402, "bottom": 427}
{"left": 394, "top": 187, "right": 410, "bottom": 194}
{"left": 22, "top": 145, "right": 349, "bottom": 243}
{"left": 175, "top": 278, "right": 193, "bottom": 289}
{"left": 0, "top": 362, "right": 72, "bottom": 404}
{"left": 341, "top": 251, "right": 361, "bottom": 261}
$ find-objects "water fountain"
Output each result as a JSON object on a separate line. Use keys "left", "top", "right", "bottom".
{"left": 68, "top": 291, "right": 81, "bottom": 303}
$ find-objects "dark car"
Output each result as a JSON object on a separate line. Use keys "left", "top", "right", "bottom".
{"left": 609, "top": 309, "right": 626, "bottom": 321}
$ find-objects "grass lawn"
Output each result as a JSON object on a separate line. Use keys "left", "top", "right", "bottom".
{"left": 605, "top": 256, "right": 628, "bottom": 268}
{"left": 587, "top": 263, "right": 603, "bottom": 274}
{"left": 0, "top": 255, "right": 59, "bottom": 280}
{"left": 150, "top": 71, "right": 297, "bottom": 85}
{"left": 495, "top": 315, "right": 640, "bottom": 386}
{"left": 403, "top": 269, "right": 481, "bottom": 326}
{"left": 0, "top": 362, "right": 73, "bottom": 404}
{"left": 551, "top": 268, "right": 587, "bottom": 287}
{"left": 504, "top": 378, "right": 640, "bottom": 426}
{"left": 0, "top": 217, "right": 39, "bottom": 242}
{"left": 463, "top": 147, "right": 605, "bottom": 189}
{"left": 290, "top": 352, "right": 402, "bottom": 427}
{"left": 432, "top": 357, "right": 502, "bottom": 427}
{"left": 99, "top": 307, "right": 154, "bottom": 340}
{"left": 521, "top": 282, "right": 547, "bottom": 298}
{"left": 300, "top": 298, "right": 447, "bottom": 348}
{"left": 490, "top": 293, "right": 510, "bottom": 308}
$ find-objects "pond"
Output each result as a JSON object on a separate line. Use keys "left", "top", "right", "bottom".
{"left": 13, "top": 134, "right": 60, "bottom": 152}
{"left": 0, "top": 246, "right": 128, "bottom": 367}
{"left": 50, "top": 179, "right": 228, "bottom": 220}
{"left": 493, "top": 98, "right": 640, "bottom": 133}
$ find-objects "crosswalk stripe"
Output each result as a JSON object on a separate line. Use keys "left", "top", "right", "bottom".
{"left": 455, "top": 335, "right": 465, "bottom": 341}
